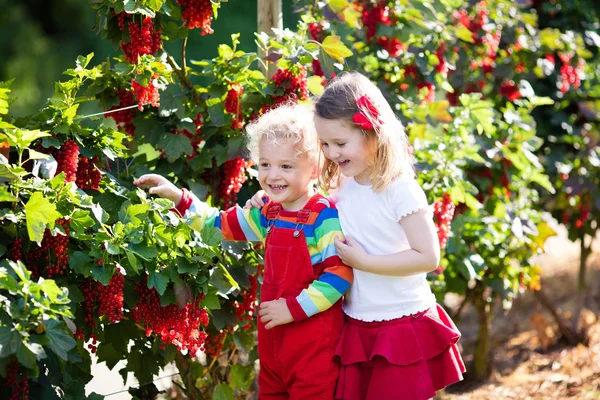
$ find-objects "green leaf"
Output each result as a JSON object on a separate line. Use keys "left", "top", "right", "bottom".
{"left": 96, "top": 342, "right": 122, "bottom": 370}
{"left": 91, "top": 265, "right": 114, "bottom": 286}
{"left": 25, "top": 192, "right": 62, "bottom": 243}
{"left": 304, "top": 42, "right": 320, "bottom": 52}
{"left": 455, "top": 25, "right": 475, "bottom": 43}
{"left": 63, "top": 104, "right": 79, "bottom": 124}
{"left": 69, "top": 251, "right": 92, "bottom": 275}
{"left": 119, "top": 202, "right": 150, "bottom": 226}
{"left": 128, "top": 243, "right": 158, "bottom": 260}
{"left": 207, "top": 98, "right": 227, "bottom": 127}
{"left": 39, "top": 279, "right": 63, "bottom": 302}
{"left": 0, "top": 326, "right": 19, "bottom": 358}
{"left": 133, "top": 143, "right": 162, "bottom": 162}
{"left": 144, "top": 0, "right": 165, "bottom": 11}
{"left": 126, "top": 250, "right": 140, "bottom": 274}
{"left": 10, "top": 260, "right": 31, "bottom": 282}
{"left": 18, "top": 341, "right": 45, "bottom": 368}
{"left": 2, "top": 129, "right": 51, "bottom": 149}
{"left": 307, "top": 76, "right": 325, "bottom": 95}
{"left": 28, "top": 149, "right": 50, "bottom": 160}
{"left": 45, "top": 319, "right": 76, "bottom": 361}
{"left": 230, "top": 363, "right": 254, "bottom": 391}
{"left": 148, "top": 269, "right": 169, "bottom": 295}
{"left": 0, "top": 268, "right": 18, "bottom": 292}
{"left": 158, "top": 133, "right": 193, "bottom": 162}
{"left": 213, "top": 383, "right": 234, "bottom": 400}
{"left": 69, "top": 210, "right": 95, "bottom": 232}
{"left": 199, "top": 285, "right": 221, "bottom": 310}
{"left": 200, "top": 225, "right": 224, "bottom": 247}
{"left": 0, "top": 187, "right": 17, "bottom": 202}
{"left": 321, "top": 36, "right": 353, "bottom": 63}
{"left": 176, "top": 257, "right": 199, "bottom": 274}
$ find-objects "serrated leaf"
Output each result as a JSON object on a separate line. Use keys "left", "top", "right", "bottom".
{"left": 8, "top": 260, "right": 30, "bottom": 284}
{"left": 69, "top": 251, "right": 92, "bottom": 275}
{"left": 158, "top": 133, "right": 193, "bottom": 162}
{"left": 176, "top": 257, "right": 199, "bottom": 274}
{"left": 45, "top": 319, "right": 76, "bottom": 361}
{"left": 128, "top": 243, "right": 158, "bottom": 260}
{"left": 200, "top": 225, "right": 224, "bottom": 247}
{"left": 119, "top": 202, "right": 150, "bottom": 225}
{"left": 91, "top": 265, "right": 114, "bottom": 286}
{"left": 148, "top": 269, "right": 169, "bottom": 295}
{"left": 39, "top": 279, "right": 63, "bottom": 302}
{"left": 63, "top": 104, "right": 79, "bottom": 124}
{"left": 199, "top": 285, "right": 221, "bottom": 310}
{"left": 321, "top": 36, "right": 353, "bottom": 63}
{"left": 25, "top": 192, "right": 62, "bottom": 243}
{"left": 69, "top": 210, "right": 95, "bottom": 233}
{"left": 96, "top": 342, "right": 122, "bottom": 370}
{"left": 207, "top": 99, "right": 227, "bottom": 127}
{"left": 213, "top": 383, "right": 234, "bottom": 400}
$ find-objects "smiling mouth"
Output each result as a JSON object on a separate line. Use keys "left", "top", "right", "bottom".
{"left": 269, "top": 184, "right": 288, "bottom": 191}
{"left": 338, "top": 160, "right": 350, "bottom": 167}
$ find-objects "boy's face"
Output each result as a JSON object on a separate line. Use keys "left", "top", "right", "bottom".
{"left": 258, "top": 139, "right": 317, "bottom": 211}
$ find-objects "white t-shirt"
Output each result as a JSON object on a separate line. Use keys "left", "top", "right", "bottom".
{"left": 331, "top": 173, "right": 437, "bottom": 321}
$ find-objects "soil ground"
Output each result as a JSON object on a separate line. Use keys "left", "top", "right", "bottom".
{"left": 442, "top": 227, "right": 600, "bottom": 400}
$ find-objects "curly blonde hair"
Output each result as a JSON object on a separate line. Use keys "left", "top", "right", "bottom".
{"left": 245, "top": 103, "right": 320, "bottom": 165}
{"left": 315, "top": 71, "right": 413, "bottom": 193}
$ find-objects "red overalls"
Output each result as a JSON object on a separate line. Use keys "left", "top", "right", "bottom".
{"left": 258, "top": 195, "right": 344, "bottom": 399}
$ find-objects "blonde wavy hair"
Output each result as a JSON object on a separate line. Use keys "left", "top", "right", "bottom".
{"left": 315, "top": 71, "right": 413, "bottom": 193}
{"left": 245, "top": 103, "right": 320, "bottom": 165}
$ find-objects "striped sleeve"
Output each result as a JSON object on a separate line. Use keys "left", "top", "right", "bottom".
{"left": 286, "top": 204, "right": 353, "bottom": 322}
{"left": 177, "top": 189, "right": 266, "bottom": 242}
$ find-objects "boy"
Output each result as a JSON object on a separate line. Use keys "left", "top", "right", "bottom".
{"left": 134, "top": 104, "right": 352, "bottom": 399}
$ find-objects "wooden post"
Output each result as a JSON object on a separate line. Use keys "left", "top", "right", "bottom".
{"left": 257, "top": 0, "right": 283, "bottom": 78}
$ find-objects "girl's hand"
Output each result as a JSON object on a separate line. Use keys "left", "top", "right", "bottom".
{"left": 243, "top": 190, "right": 267, "bottom": 209}
{"left": 334, "top": 236, "right": 368, "bottom": 270}
{"left": 258, "top": 298, "right": 293, "bottom": 329}
{"left": 133, "top": 174, "right": 182, "bottom": 204}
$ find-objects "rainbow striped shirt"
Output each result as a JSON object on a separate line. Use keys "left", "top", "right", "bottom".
{"left": 176, "top": 190, "right": 353, "bottom": 322}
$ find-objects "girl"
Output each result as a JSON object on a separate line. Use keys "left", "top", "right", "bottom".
{"left": 247, "top": 72, "right": 465, "bottom": 400}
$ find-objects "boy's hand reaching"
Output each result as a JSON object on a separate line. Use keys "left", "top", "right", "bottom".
{"left": 259, "top": 298, "right": 293, "bottom": 329}
{"left": 134, "top": 174, "right": 182, "bottom": 205}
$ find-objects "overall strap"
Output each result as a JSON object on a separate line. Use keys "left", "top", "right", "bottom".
{"left": 294, "top": 194, "right": 326, "bottom": 224}
{"left": 264, "top": 202, "right": 281, "bottom": 234}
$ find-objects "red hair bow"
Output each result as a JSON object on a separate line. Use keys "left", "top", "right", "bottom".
{"left": 352, "top": 95, "right": 381, "bottom": 130}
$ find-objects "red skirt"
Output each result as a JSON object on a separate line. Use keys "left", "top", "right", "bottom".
{"left": 334, "top": 304, "right": 465, "bottom": 400}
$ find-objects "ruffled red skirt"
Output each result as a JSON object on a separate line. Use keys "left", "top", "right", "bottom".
{"left": 334, "top": 304, "right": 465, "bottom": 400}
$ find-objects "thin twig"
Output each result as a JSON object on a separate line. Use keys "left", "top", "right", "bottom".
{"left": 167, "top": 55, "right": 200, "bottom": 104}
{"left": 182, "top": 37, "right": 188, "bottom": 73}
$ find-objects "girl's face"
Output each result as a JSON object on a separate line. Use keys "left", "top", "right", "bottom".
{"left": 314, "top": 115, "right": 374, "bottom": 185}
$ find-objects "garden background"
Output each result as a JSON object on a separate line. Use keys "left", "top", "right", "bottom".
{"left": 0, "top": 0, "right": 599, "bottom": 399}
